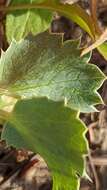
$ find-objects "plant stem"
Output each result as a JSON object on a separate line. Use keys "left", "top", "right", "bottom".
{"left": 0, "top": 2, "right": 95, "bottom": 38}
{"left": 90, "top": 0, "right": 101, "bottom": 36}
{"left": 0, "top": 2, "right": 51, "bottom": 11}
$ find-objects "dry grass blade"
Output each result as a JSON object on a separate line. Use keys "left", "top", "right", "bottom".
{"left": 90, "top": 0, "right": 101, "bottom": 35}
{"left": 81, "top": 28, "right": 107, "bottom": 56}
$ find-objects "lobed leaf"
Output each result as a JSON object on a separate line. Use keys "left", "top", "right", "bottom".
{"left": 0, "top": 32, "right": 105, "bottom": 112}
{"left": 2, "top": 97, "right": 86, "bottom": 190}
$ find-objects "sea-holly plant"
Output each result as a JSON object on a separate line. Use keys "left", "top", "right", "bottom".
{"left": 0, "top": 32, "right": 105, "bottom": 112}
{"left": 0, "top": 0, "right": 106, "bottom": 190}
{"left": 0, "top": 31, "right": 106, "bottom": 190}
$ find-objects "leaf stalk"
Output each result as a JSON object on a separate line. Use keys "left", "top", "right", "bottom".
{"left": 0, "top": 2, "right": 95, "bottom": 38}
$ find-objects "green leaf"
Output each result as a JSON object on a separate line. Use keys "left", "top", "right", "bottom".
{"left": 2, "top": 97, "right": 86, "bottom": 190}
{"left": 97, "top": 43, "right": 107, "bottom": 60}
{"left": 0, "top": 32, "right": 105, "bottom": 112}
{"left": 6, "top": 0, "right": 52, "bottom": 42}
{"left": 6, "top": 0, "right": 95, "bottom": 42}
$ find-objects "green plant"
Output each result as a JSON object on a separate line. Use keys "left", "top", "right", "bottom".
{"left": 0, "top": 1, "right": 106, "bottom": 190}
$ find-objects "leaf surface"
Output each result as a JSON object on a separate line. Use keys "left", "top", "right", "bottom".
{"left": 0, "top": 32, "right": 105, "bottom": 112}
{"left": 97, "top": 43, "right": 107, "bottom": 60}
{"left": 2, "top": 97, "right": 86, "bottom": 190}
{"left": 6, "top": 0, "right": 95, "bottom": 42}
{"left": 6, "top": 0, "right": 52, "bottom": 42}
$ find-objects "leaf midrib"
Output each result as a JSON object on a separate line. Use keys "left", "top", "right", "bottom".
{"left": 9, "top": 76, "right": 104, "bottom": 92}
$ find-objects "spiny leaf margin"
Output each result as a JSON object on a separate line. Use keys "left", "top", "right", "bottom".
{"left": 0, "top": 32, "right": 105, "bottom": 112}
{"left": 2, "top": 97, "right": 87, "bottom": 190}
